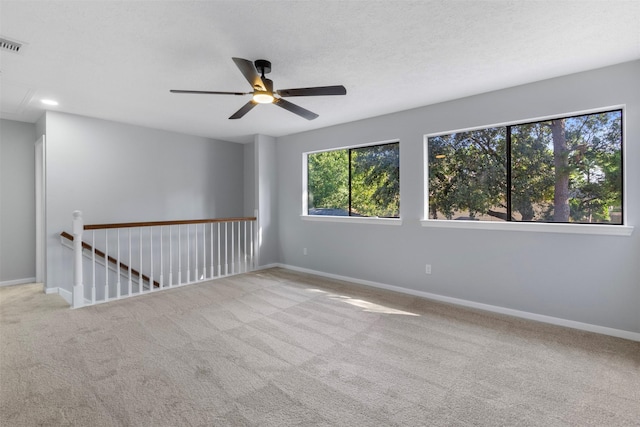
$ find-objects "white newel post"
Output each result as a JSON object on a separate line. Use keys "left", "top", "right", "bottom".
{"left": 254, "top": 209, "right": 259, "bottom": 269}
{"left": 72, "top": 210, "right": 84, "bottom": 308}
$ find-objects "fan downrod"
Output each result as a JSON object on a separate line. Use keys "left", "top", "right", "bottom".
{"left": 254, "top": 59, "right": 271, "bottom": 75}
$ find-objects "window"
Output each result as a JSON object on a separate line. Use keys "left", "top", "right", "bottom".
{"left": 306, "top": 142, "right": 399, "bottom": 218}
{"left": 426, "top": 109, "right": 623, "bottom": 225}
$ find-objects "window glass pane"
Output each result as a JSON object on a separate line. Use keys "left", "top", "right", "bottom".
{"left": 307, "top": 150, "right": 349, "bottom": 216}
{"left": 428, "top": 128, "right": 507, "bottom": 220}
{"left": 510, "top": 122, "right": 555, "bottom": 221}
{"left": 350, "top": 143, "right": 400, "bottom": 218}
{"left": 511, "top": 111, "right": 622, "bottom": 224}
{"left": 427, "top": 109, "right": 623, "bottom": 225}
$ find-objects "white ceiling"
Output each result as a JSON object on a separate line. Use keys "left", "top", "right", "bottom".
{"left": 1, "top": 1, "right": 639, "bottom": 143}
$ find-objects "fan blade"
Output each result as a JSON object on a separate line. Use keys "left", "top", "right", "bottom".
{"left": 273, "top": 98, "right": 318, "bottom": 120}
{"left": 229, "top": 100, "right": 258, "bottom": 120}
{"left": 170, "top": 90, "right": 249, "bottom": 95}
{"left": 232, "top": 57, "right": 265, "bottom": 91}
{"left": 276, "top": 85, "right": 346, "bottom": 97}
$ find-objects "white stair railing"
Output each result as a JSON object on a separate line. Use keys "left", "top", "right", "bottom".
{"left": 63, "top": 211, "right": 258, "bottom": 308}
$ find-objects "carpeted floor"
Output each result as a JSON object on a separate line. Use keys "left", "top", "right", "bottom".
{"left": 1, "top": 268, "right": 639, "bottom": 426}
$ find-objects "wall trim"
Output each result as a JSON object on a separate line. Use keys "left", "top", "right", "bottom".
{"left": 420, "top": 219, "right": 633, "bottom": 236}
{"left": 44, "top": 286, "right": 72, "bottom": 305}
{"left": 302, "top": 215, "right": 403, "bottom": 226}
{"left": 273, "top": 263, "right": 640, "bottom": 342}
{"left": 255, "top": 263, "right": 281, "bottom": 271}
{"left": 0, "top": 277, "right": 37, "bottom": 287}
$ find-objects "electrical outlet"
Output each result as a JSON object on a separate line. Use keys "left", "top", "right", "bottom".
{"left": 303, "top": 248, "right": 308, "bottom": 256}
{"left": 425, "top": 264, "right": 432, "bottom": 274}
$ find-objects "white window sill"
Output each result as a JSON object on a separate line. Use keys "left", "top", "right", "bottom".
{"left": 420, "top": 219, "right": 633, "bottom": 236}
{"left": 301, "top": 215, "right": 403, "bottom": 226}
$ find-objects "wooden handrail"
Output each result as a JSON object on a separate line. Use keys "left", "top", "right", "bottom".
{"left": 83, "top": 216, "right": 257, "bottom": 230}
{"left": 60, "top": 231, "right": 160, "bottom": 288}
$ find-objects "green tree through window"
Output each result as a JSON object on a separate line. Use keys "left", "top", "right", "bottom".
{"left": 427, "top": 110, "right": 623, "bottom": 224}
{"left": 308, "top": 142, "right": 399, "bottom": 218}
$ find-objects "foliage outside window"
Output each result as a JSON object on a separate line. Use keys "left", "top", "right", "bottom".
{"left": 307, "top": 142, "right": 399, "bottom": 218}
{"left": 427, "top": 109, "right": 623, "bottom": 224}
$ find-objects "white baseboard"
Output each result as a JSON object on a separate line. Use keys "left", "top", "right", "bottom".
{"left": 44, "top": 286, "right": 72, "bottom": 305}
{"left": 254, "top": 263, "right": 281, "bottom": 271}
{"left": 274, "top": 263, "right": 640, "bottom": 342}
{"left": 0, "top": 277, "right": 37, "bottom": 287}
{"left": 57, "top": 288, "right": 72, "bottom": 305}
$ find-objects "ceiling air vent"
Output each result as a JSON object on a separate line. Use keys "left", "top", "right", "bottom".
{"left": 0, "top": 37, "right": 24, "bottom": 54}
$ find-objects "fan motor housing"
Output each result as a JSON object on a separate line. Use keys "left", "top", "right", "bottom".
{"left": 254, "top": 59, "right": 271, "bottom": 75}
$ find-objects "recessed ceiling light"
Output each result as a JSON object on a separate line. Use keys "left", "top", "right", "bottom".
{"left": 41, "top": 99, "right": 59, "bottom": 106}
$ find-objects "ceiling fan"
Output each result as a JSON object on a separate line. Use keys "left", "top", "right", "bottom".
{"left": 170, "top": 58, "right": 346, "bottom": 120}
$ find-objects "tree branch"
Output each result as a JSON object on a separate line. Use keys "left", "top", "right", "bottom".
{"left": 487, "top": 209, "right": 515, "bottom": 221}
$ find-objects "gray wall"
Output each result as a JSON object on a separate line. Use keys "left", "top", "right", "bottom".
{"left": 0, "top": 119, "right": 37, "bottom": 283}
{"left": 276, "top": 61, "right": 640, "bottom": 334}
{"left": 44, "top": 111, "right": 245, "bottom": 292}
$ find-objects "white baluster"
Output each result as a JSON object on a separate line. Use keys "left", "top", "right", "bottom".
{"left": 139, "top": 227, "right": 143, "bottom": 293}
{"left": 91, "top": 230, "right": 96, "bottom": 304}
{"left": 231, "top": 222, "right": 236, "bottom": 274}
{"left": 194, "top": 224, "right": 198, "bottom": 281}
{"left": 237, "top": 221, "right": 241, "bottom": 274}
{"left": 217, "top": 223, "right": 221, "bottom": 277}
{"left": 250, "top": 220, "right": 254, "bottom": 270}
{"left": 128, "top": 229, "right": 132, "bottom": 297}
{"left": 210, "top": 223, "right": 214, "bottom": 279}
{"left": 104, "top": 229, "right": 109, "bottom": 301}
{"left": 201, "top": 223, "right": 205, "bottom": 280}
{"left": 116, "top": 229, "right": 121, "bottom": 299}
{"left": 160, "top": 226, "right": 164, "bottom": 289}
{"left": 72, "top": 211, "right": 84, "bottom": 308}
{"left": 201, "top": 224, "right": 206, "bottom": 280}
{"left": 187, "top": 224, "right": 191, "bottom": 283}
{"left": 178, "top": 225, "right": 182, "bottom": 285}
{"left": 169, "top": 225, "right": 173, "bottom": 287}
{"left": 244, "top": 221, "right": 247, "bottom": 273}
{"left": 149, "top": 227, "right": 154, "bottom": 291}
{"left": 224, "top": 222, "right": 228, "bottom": 276}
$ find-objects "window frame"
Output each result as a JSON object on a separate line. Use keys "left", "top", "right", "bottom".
{"left": 302, "top": 139, "right": 402, "bottom": 225}
{"left": 422, "top": 106, "right": 633, "bottom": 236}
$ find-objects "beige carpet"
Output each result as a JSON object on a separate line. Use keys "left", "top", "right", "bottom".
{"left": 1, "top": 268, "right": 639, "bottom": 426}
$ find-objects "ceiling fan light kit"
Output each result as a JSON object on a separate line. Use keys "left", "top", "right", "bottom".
{"left": 253, "top": 92, "right": 274, "bottom": 104}
{"left": 170, "top": 57, "right": 346, "bottom": 120}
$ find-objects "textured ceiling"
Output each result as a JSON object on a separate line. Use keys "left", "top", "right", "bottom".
{"left": 1, "top": 0, "right": 639, "bottom": 143}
